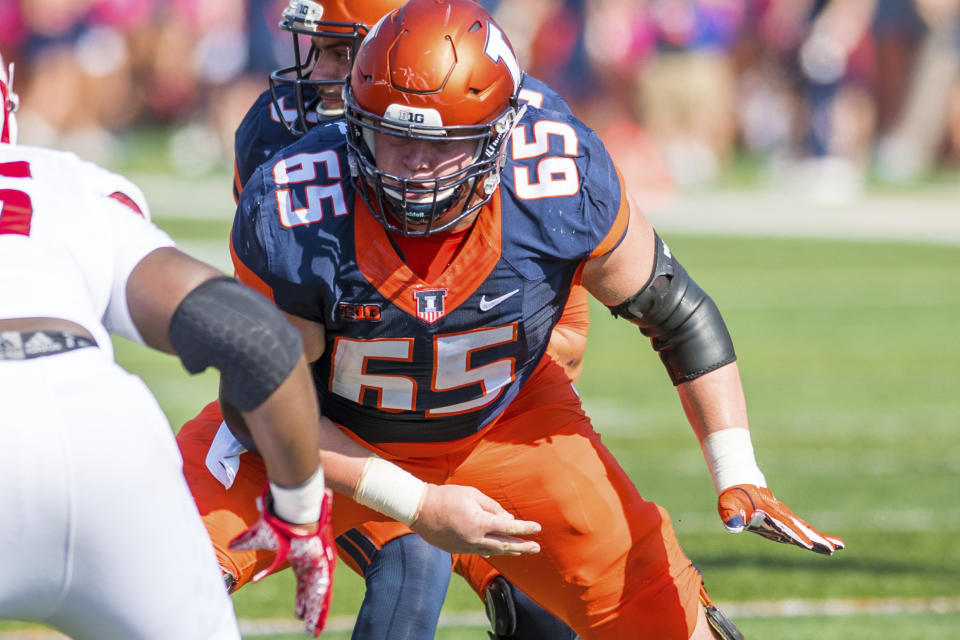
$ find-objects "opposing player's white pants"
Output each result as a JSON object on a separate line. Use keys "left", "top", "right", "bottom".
{"left": 0, "top": 348, "right": 240, "bottom": 640}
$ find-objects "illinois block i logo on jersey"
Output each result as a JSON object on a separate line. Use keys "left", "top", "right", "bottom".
{"left": 414, "top": 289, "right": 447, "bottom": 324}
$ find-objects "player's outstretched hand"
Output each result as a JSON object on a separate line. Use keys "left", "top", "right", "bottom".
{"left": 230, "top": 488, "right": 337, "bottom": 636}
{"left": 411, "top": 484, "right": 541, "bottom": 557}
{"left": 717, "top": 484, "right": 845, "bottom": 555}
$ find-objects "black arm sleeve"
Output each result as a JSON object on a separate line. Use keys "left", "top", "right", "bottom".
{"left": 607, "top": 235, "right": 736, "bottom": 385}
{"left": 169, "top": 277, "right": 303, "bottom": 411}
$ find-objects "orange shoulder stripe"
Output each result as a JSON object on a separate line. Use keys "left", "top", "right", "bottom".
{"left": 233, "top": 160, "right": 243, "bottom": 205}
{"left": 589, "top": 167, "right": 630, "bottom": 259}
{"left": 229, "top": 230, "right": 275, "bottom": 302}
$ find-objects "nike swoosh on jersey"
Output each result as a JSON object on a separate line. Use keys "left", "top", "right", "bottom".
{"left": 479, "top": 289, "right": 520, "bottom": 311}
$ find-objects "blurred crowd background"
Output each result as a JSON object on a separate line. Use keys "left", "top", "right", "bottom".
{"left": 3, "top": 0, "right": 960, "bottom": 208}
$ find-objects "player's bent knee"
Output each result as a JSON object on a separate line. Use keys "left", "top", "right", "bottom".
{"left": 354, "top": 535, "right": 451, "bottom": 640}
{"left": 368, "top": 534, "right": 452, "bottom": 589}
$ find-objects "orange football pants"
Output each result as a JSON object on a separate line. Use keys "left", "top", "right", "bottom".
{"left": 177, "top": 406, "right": 549, "bottom": 594}
{"left": 178, "top": 354, "right": 701, "bottom": 639}
{"left": 177, "top": 403, "right": 434, "bottom": 582}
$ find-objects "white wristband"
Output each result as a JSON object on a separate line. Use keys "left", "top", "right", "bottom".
{"left": 353, "top": 456, "right": 428, "bottom": 526}
{"left": 269, "top": 465, "right": 325, "bottom": 525}
{"left": 700, "top": 428, "right": 767, "bottom": 495}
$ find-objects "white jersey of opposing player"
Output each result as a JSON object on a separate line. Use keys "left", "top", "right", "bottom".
{"left": 0, "top": 144, "right": 173, "bottom": 358}
{"left": 0, "top": 144, "right": 241, "bottom": 639}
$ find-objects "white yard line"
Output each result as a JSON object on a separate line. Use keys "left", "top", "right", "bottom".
{"left": 721, "top": 596, "right": 960, "bottom": 618}
{"left": 4, "top": 597, "right": 958, "bottom": 638}
{"left": 229, "top": 596, "right": 960, "bottom": 635}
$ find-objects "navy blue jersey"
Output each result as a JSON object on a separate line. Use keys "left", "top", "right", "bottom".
{"left": 232, "top": 104, "right": 626, "bottom": 444}
{"left": 517, "top": 75, "right": 572, "bottom": 114}
{"left": 233, "top": 76, "right": 571, "bottom": 200}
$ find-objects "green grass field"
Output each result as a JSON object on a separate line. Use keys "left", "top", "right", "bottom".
{"left": 3, "top": 214, "right": 958, "bottom": 637}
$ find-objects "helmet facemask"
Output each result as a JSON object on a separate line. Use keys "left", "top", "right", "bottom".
{"left": 270, "top": 0, "right": 366, "bottom": 136}
{"left": 345, "top": 84, "right": 522, "bottom": 237}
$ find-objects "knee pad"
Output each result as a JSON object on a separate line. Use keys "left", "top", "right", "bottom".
{"left": 701, "top": 587, "right": 745, "bottom": 640}
{"left": 485, "top": 576, "right": 577, "bottom": 640}
{"left": 484, "top": 576, "right": 517, "bottom": 637}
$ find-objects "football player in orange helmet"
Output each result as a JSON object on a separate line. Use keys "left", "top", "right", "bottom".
{"left": 329, "top": 3, "right": 841, "bottom": 637}
{"left": 191, "top": 1, "right": 581, "bottom": 639}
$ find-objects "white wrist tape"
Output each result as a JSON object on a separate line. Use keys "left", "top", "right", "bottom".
{"left": 700, "top": 428, "right": 767, "bottom": 495}
{"left": 269, "top": 465, "right": 325, "bottom": 525}
{"left": 353, "top": 456, "right": 428, "bottom": 526}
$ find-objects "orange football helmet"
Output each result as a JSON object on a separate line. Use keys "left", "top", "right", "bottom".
{"left": 271, "top": 0, "right": 403, "bottom": 135}
{"left": 1, "top": 53, "right": 17, "bottom": 145}
{"left": 344, "top": 0, "right": 523, "bottom": 235}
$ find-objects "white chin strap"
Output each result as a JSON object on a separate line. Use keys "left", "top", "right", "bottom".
{"left": 362, "top": 127, "right": 376, "bottom": 157}
{"left": 317, "top": 105, "right": 344, "bottom": 118}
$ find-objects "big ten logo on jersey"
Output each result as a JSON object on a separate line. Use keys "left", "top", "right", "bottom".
{"left": 339, "top": 302, "right": 382, "bottom": 322}
{"left": 272, "top": 150, "right": 348, "bottom": 228}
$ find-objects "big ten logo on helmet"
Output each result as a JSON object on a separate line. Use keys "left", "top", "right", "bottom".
{"left": 398, "top": 111, "right": 425, "bottom": 124}
{"left": 285, "top": 0, "right": 323, "bottom": 24}
{"left": 339, "top": 302, "right": 382, "bottom": 322}
{"left": 384, "top": 104, "right": 444, "bottom": 128}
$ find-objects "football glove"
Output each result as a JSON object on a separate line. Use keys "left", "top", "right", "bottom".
{"left": 717, "top": 484, "right": 845, "bottom": 555}
{"left": 230, "top": 487, "right": 336, "bottom": 636}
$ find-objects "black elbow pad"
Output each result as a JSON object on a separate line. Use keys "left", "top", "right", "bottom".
{"left": 169, "top": 277, "right": 303, "bottom": 411}
{"left": 607, "top": 235, "right": 736, "bottom": 384}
